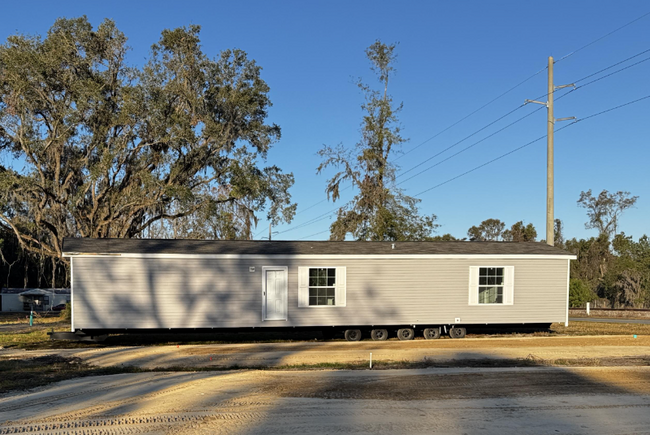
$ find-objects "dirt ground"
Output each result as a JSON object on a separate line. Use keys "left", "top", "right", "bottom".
{"left": 3, "top": 334, "right": 650, "bottom": 369}
{"left": 1, "top": 367, "right": 650, "bottom": 434}
{"left": 3, "top": 318, "right": 650, "bottom": 434}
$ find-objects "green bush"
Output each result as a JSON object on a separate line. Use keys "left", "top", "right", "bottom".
{"left": 569, "top": 278, "right": 596, "bottom": 308}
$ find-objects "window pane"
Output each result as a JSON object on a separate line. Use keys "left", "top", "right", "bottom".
{"left": 309, "top": 268, "right": 318, "bottom": 277}
{"left": 328, "top": 268, "right": 336, "bottom": 277}
{"left": 318, "top": 268, "right": 327, "bottom": 279}
{"left": 309, "top": 277, "right": 318, "bottom": 286}
{"left": 309, "top": 289, "right": 317, "bottom": 297}
{"left": 479, "top": 276, "right": 487, "bottom": 285}
{"left": 480, "top": 267, "right": 487, "bottom": 276}
{"left": 318, "top": 296, "right": 327, "bottom": 305}
{"left": 488, "top": 267, "right": 497, "bottom": 276}
{"left": 479, "top": 286, "right": 504, "bottom": 304}
{"left": 309, "top": 296, "right": 318, "bottom": 306}
{"left": 495, "top": 268, "right": 504, "bottom": 276}
{"left": 326, "top": 288, "right": 335, "bottom": 297}
{"left": 327, "top": 277, "right": 336, "bottom": 286}
{"left": 327, "top": 297, "right": 335, "bottom": 305}
{"left": 495, "top": 276, "right": 504, "bottom": 285}
{"left": 488, "top": 276, "right": 496, "bottom": 285}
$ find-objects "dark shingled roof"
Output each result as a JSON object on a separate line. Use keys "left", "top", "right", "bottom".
{"left": 63, "top": 238, "right": 573, "bottom": 256}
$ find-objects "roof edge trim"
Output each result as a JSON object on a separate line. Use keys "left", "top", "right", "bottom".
{"left": 63, "top": 252, "right": 577, "bottom": 260}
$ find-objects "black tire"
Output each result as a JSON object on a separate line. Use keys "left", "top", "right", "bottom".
{"left": 397, "top": 328, "right": 415, "bottom": 341}
{"left": 423, "top": 327, "right": 441, "bottom": 340}
{"left": 448, "top": 327, "right": 466, "bottom": 339}
{"left": 370, "top": 329, "right": 389, "bottom": 341}
{"left": 344, "top": 329, "right": 362, "bottom": 342}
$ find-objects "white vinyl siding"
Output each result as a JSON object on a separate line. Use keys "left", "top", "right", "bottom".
{"left": 469, "top": 266, "right": 514, "bottom": 306}
{"left": 298, "top": 267, "right": 346, "bottom": 307}
{"left": 71, "top": 257, "right": 567, "bottom": 329}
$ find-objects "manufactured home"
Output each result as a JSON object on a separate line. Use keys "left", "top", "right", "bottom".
{"left": 62, "top": 238, "right": 576, "bottom": 341}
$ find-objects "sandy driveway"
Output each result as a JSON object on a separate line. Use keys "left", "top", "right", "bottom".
{"left": 2, "top": 335, "right": 649, "bottom": 369}
{"left": 1, "top": 367, "right": 650, "bottom": 434}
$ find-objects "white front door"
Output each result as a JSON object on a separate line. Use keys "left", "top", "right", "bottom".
{"left": 263, "top": 267, "right": 288, "bottom": 321}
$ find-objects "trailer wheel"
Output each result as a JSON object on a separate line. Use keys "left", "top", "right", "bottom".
{"left": 371, "top": 329, "right": 389, "bottom": 341}
{"left": 448, "top": 327, "right": 466, "bottom": 339}
{"left": 397, "top": 328, "right": 415, "bottom": 341}
{"left": 423, "top": 327, "right": 441, "bottom": 340}
{"left": 344, "top": 329, "right": 362, "bottom": 342}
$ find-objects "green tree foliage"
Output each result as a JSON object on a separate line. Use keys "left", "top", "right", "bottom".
{"left": 502, "top": 221, "right": 537, "bottom": 242}
{"left": 569, "top": 278, "right": 595, "bottom": 308}
{"left": 467, "top": 219, "right": 505, "bottom": 241}
{"left": 566, "top": 188, "right": 647, "bottom": 307}
{"left": 429, "top": 233, "right": 459, "bottom": 241}
{"left": 565, "top": 235, "right": 613, "bottom": 291}
{"left": 317, "top": 41, "right": 437, "bottom": 241}
{"left": 605, "top": 233, "right": 650, "bottom": 307}
{"left": 577, "top": 190, "right": 638, "bottom": 240}
{"left": 554, "top": 219, "right": 565, "bottom": 248}
{"left": 0, "top": 18, "right": 295, "bottom": 265}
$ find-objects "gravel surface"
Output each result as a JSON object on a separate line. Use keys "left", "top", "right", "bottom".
{"left": 1, "top": 367, "right": 650, "bottom": 434}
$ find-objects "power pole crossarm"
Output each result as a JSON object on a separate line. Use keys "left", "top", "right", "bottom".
{"left": 525, "top": 57, "right": 574, "bottom": 247}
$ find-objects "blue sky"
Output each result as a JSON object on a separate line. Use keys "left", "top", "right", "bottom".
{"left": 1, "top": 1, "right": 648, "bottom": 241}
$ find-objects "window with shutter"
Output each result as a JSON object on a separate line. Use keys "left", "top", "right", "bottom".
{"left": 298, "top": 266, "right": 346, "bottom": 307}
{"left": 469, "top": 266, "right": 514, "bottom": 306}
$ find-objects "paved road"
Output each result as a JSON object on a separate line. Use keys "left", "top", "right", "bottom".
{"left": 2, "top": 367, "right": 650, "bottom": 434}
{"left": 570, "top": 317, "right": 650, "bottom": 324}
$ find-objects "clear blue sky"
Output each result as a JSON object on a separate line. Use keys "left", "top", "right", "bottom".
{"left": 1, "top": 1, "right": 648, "bottom": 242}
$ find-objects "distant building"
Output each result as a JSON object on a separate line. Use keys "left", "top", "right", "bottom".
{"left": 0, "top": 288, "right": 70, "bottom": 312}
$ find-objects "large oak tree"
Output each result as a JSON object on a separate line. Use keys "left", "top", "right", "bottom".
{"left": 0, "top": 18, "right": 295, "bottom": 268}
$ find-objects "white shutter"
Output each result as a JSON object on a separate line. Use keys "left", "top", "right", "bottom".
{"left": 298, "top": 267, "right": 309, "bottom": 307}
{"left": 504, "top": 266, "right": 515, "bottom": 305}
{"left": 335, "top": 267, "right": 346, "bottom": 307}
{"left": 468, "top": 266, "right": 479, "bottom": 305}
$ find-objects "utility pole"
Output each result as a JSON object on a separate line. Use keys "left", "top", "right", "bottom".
{"left": 547, "top": 57, "right": 554, "bottom": 247}
{"left": 268, "top": 223, "right": 272, "bottom": 241}
{"left": 525, "top": 56, "right": 575, "bottom": 247}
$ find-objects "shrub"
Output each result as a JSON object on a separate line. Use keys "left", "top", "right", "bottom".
{"left": 569, "top": 278, "right": 596, "bottom": 308}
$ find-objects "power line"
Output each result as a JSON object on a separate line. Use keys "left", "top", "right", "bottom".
{"left": 394, "top": 69, "right": 546, "bottom": 162}
{"left": 395, "top": 48, "right": 650, "bottom": 187}
{"left": 272, "top": 38, "right": 650, "bottom": 238}
{"left": 556, "top": 11, "right": 650, "bottom": 63}
{"left": 574, "top": 53, "right": 650, "bottom": 88}
{"left": 298, "top": 229, "right": 330, "bottom": 240}
{"left": 412, "top": 94, "right": 650, "bottom": 198}
{"left": 399, "top": 11, "right": 650, "bottom": 162}
{"left": 275, "top": 207, "right": 339, "bottom": 235}
{"left": 396, "top": 105, "right": 544, "bottom": 183}
{"left": 572, "top": 47, "right": 650, "bottom": 84}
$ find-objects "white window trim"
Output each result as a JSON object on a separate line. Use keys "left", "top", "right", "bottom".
{"left": 298, "top": 266, "right": 346, "bottom": 308}
{"left": 469, "top": 266, "right": 514, "bottom": 306}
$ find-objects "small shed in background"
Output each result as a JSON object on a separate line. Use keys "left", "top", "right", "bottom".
{"left": 0, "top": 288, "right": 70, "bottom": 312}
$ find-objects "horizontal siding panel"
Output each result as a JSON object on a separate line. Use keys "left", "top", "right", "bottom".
{"left": 72, "top": 257, "right": 569, "bottom": 329}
